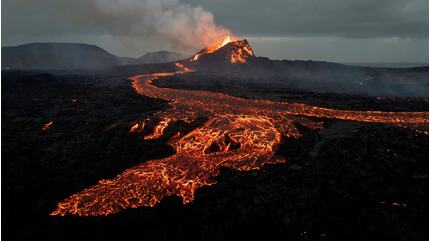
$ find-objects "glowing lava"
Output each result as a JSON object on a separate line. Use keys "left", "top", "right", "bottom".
{"left": 192, "top": 36, "right": 233, "bottom": 61}
{"left": 42, "top": 121, "right": 53, "bottom": 131}
{"left": 51, "top": 47, "right": 428, "bottom": 216}
{"left": 129, "top": 123, "right": 140, "bottom": 133}
{"left": 226, "top": 39, "right": 255, "bottom": 63}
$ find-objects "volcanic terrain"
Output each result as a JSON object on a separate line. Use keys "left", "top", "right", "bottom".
{"left": 50, "top": 38, "right": 428, "bottom": 216}
{"left": 2, "top": 37, "right": 429, "bottom": 241}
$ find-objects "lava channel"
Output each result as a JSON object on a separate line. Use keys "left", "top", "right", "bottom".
{"left": 51, "top": 62, "right": 428, "bottom": 216}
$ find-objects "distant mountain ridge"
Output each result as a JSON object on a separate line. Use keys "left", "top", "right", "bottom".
{"left": 137, "top": 51, "right": 185, "bottom": 64}
{"left": 2, "top": 41, "right": 428, "bottom": 97}
{"left": 2, "top": 42, "right": 186, "bottom": 70}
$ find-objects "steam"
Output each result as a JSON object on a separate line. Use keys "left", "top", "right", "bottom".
{"left": 94, "top": 0, "right": 231, "bottom": 51}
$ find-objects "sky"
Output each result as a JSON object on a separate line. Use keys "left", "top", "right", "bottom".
{"left": 2, "top": 0, "right": 429, "bottom": 63}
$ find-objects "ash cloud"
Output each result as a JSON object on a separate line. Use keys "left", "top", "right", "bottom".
{"left": 2, "top": 0, "right": 230, "bottom": 54}
{"left": 92, "top": 0, "right": 230, "bottom": 50}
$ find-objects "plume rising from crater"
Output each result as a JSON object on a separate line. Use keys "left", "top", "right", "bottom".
{"left": 191, "top": 36, "right": 255, "bottom": 64}
{"left": 93, "top": 0, "right": 231, "bottom": 51}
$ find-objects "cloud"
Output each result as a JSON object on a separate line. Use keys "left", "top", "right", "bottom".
{"left": 2, "top": 0, "right": 428, "bottom": 62}
{"left": 3, "top": 0, "right": 232, "bottom": 51}
{"left": 183, "top": 0, "right": 428, "bottom": 39}
{"left": 248, "top": 36, "right": 428, "bottom": 63}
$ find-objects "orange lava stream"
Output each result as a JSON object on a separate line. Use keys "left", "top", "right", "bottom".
{"left": 42, "top": 120, "right": 54, "bottom": 131}
{"left": 51, "top": 62, "right": 428, "bottom": 216}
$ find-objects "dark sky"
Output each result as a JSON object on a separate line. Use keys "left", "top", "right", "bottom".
{"left": 2, "top": 0, "right": 428, "bottom": 63}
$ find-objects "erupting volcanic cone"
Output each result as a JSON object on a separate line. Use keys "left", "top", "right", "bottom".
{"left": 191, "top": 38, "right": 256, "bottom": 64}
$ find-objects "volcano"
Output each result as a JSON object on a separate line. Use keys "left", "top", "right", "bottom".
{"left": 190, "top": 38, "right": 256, "bottom": 65}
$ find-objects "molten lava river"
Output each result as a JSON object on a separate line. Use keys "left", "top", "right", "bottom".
{"left": 51, "top": 62, "right": 428, "bottom": 216}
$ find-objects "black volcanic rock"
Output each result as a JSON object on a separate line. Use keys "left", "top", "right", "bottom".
{"left": 2, "top": 69, "right": 428, "bottom": 241}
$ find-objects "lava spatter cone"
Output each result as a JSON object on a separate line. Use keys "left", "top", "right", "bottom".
{"left": 191, "top": 37, "right": 256, "bottom": 64}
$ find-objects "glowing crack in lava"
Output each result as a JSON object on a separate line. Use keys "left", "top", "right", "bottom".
{"left": 42, "top": 121, "right": 54, "bottom": 131}
{"left": 51, "top": 40, "right": 428, "bottom": 216}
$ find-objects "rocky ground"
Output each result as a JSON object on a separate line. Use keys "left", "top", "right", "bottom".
{"left": 2, "top": 70, "right": 428, "bottom": 241}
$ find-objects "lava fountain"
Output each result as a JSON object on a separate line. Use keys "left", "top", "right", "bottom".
{"left": 51, "top": 38, "right": 428, "bottom": 216}
{"left": 192, "top": 36, "right": 233, "bottom": 61}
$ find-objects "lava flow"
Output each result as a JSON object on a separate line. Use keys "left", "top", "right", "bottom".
{"left": 42, "top": 121, "right": 53, "bottom": 131}
{"left": 51, "top": 38, "right": 428, "bottom": 216}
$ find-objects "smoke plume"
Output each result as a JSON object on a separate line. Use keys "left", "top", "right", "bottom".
{"left": 94, "top": 0, "right": 231, "bottom": 51}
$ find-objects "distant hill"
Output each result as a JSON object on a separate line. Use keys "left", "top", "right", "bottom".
{"left": 2, "top": 43, "right": 120, "bottom": 70}
{"left": 136, "top": 51, "right": 186, "bottom": 64}
{"left": 118, "top": 51, "right": 187, "bottom": 65}
{"left": 2, "top": 43, "right": 185, "bottom": 70}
